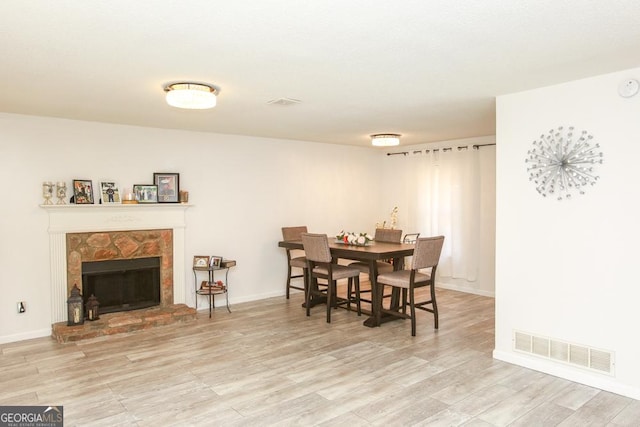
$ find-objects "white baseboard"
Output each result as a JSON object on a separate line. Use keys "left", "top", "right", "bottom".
{"left": 493, "top": 349, "right": 640, "bottom": 400}
{"left": 0, "top": 328, "right": 51, "bottom": 345}
{"left": 436, "top": 281, "right": 495, "bottom": 297}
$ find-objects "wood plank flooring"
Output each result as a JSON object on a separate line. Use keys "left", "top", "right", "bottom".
{"left": 1, "top": 287, "right": 639, "bottom": 426}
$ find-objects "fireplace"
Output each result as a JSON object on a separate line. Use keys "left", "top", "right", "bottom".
{"left": 42, "top": 204, "right": 190, "bottom": 324}
{"left": 67, "top": 229, "right": 173, "bottom": 311}
{"left": 82, "top": 257, "right": 161, "bottom": 314}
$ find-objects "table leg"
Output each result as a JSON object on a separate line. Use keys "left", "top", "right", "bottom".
{"left": 363, "top": 256, "right": 406, "bottom": 327}
{"left": 363, "top": 259, "right": 380, "bottom": 327}
{"left": 209, "top": 291, "right": 213, "bottom": 318}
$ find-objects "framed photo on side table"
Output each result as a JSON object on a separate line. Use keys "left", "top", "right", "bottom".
{"left": 193, "top": 255, "right": 210, "bottom": 268}
{"left": 133, "top": 184, "right": 158, "bottom": 203}
{"left": 100, "top": 181, "right": 120, "bottom": 203}
{"left": 154, "top": 172, "right": 180, "bottom": 203}
{"left": 210, "top": 256, "right": 223, "bottom": 268}
{"left": 72, "top": 179, "right": 94, "bottom": 204}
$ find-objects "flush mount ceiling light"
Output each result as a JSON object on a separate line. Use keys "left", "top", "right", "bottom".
{"left": 371, "top": 134, "right": 401, "bottom": 147}
{"left": 164, "top": 82, "right": 218, "bottom": 109}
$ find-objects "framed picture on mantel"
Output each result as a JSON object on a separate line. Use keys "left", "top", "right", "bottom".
{"left": 72, "top": 179, "right": 94, "bottom": 204}
{"left": 100, "top": 181, "right": 120, "bottom": 203}
{"left": 154, "top": 172, "right": 180, "bottom": 203}
{"left": 133, "top": 184, "right": 158, "bottom": 203}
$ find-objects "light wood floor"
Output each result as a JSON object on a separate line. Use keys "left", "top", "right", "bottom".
{"left": 1, "top": 286, "right": 639, "bottom": 426}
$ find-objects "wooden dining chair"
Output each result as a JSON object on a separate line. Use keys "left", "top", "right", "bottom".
{"left": 348, "top": 228, "right": 402, "bottom": 305}
{"left": 281, "top": 226, "right": 308, "bottom": 299}
{"left": 402, "top": 233, "right": 420, "bottom": 244}
{"left": 301, "top": 233, "right": 361, "bottom": 323}
{"left": 376, "top": 235, "right": 445, "bottom": 336}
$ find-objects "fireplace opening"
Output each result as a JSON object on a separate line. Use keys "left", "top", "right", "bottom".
{"left": 82, "top": 257, "right": 161, "bottom": 315}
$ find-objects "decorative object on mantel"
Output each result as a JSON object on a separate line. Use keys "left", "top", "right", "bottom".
{"left": 133, "top": 184, "right": 158, "bottom": 203}
{"left": 100, "top": 181, "right": 120, "bottom": 204}
{"left": 67, "top": 284, "right": 84, "bottom": 326}
{"left": 72, "top": 179, "right": 94, "bottom": 204}
{"left": 154, "top": 172, "right": 180, "bottom": 203}
{"left": 55, "top": 181, "right": 67, "bottom": 204}
{"left": 525, "top": 126, "right": 604, "bottom": 201}
{"left": 179, "top": 190, "right": 189, "bottom": 203}
{"left": 85, "top": 294, "right": 100, "bottom": 321}
{"left": 121, "top": 187, "right": 138, "bottom": 204}
{"left": 42, "top": 181, "right": 54, "bottom": 205}
{"left": 336, "top": 231, "right": 374, "bottom": 246}
{"left": 375, "top": 206, "right": 399, "bottom": 229}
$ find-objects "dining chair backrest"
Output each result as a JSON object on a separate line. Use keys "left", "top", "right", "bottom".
{"left": 301, "top": 233, "right": 332, "bottom": 263}
{"left": 282, "top": 226, "right": 308, "bottom": 241}
{"left": 411, "top": 236, "right": 445, "bottom": 270}
{"left": 402, "top": 233, "right": 420, "bottom": 244}
{"left": 374, "top": 228, "right": 402, "bottom": 243}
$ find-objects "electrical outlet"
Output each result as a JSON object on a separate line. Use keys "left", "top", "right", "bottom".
{"left": 17, "top": 302, "right": 26, "bottom": 313}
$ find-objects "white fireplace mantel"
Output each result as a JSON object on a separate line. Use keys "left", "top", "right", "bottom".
{"left": 42, "top": 204, "right": 191, "bottom": 323}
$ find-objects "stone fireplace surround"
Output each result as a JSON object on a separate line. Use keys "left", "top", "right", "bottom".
{"left": 67, "top": 229, "right": 170, "bottom": 310}
{"left": 43, "top": 204, "right": 191, "bottom": 327}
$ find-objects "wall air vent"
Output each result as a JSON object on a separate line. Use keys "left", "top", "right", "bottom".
{"left": 513, "top": 330, "right": 614, "bottom": 376}
{"left": 267, "top": 97, "right": 302, "bottom": 106}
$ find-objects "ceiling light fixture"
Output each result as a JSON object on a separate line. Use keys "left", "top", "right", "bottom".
{"left": 164, "top": 82, "right": 218, "bottom": 109}
{"left": 371, "top": 134, "right": 401, "bottom": 147}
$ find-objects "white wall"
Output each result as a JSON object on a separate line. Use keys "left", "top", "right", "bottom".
{"left": 495, "top": 67, "right": 640, "bottom": 399}
{"left": 0, "top": 113, "right": 386, "bottom": 343}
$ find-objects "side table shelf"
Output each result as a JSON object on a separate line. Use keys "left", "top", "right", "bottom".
{"left": 193, "top": 259, "right": 236, "bottom": 318}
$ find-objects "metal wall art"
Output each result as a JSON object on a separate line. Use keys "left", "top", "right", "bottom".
{"left": 525, "top": 126, "right": 604, "bottom": 201}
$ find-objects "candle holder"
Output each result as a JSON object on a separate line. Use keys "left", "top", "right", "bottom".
{"left": 56, "top": 182, "right": 67, "bottom": 205}
{"left": 86, "top": 294, "right": 100, "bottom": 321}
{"left": 42, "top": 181, "right": 54, "bottom": 205}
{"left": 67, "top": 284, "right": 84, "bottom": 326}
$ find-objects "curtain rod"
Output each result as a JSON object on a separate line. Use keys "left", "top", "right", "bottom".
{"left": 386, "top": 142, "right": 496, "bottom": 156}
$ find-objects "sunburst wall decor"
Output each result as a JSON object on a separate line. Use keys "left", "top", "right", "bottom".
{"left": 525, "top": 126, "right": 604, "bottom": 201}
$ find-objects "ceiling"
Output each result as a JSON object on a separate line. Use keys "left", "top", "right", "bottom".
{"left": 1, "top": 1, "right": 639, "bottom": 148}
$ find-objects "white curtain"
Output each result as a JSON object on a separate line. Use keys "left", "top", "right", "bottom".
{"left": 402, "top": 147, "right": 482, "bottom": 282}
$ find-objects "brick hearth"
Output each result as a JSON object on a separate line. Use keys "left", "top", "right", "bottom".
{"left": 52, "top": 303, "right": 196, "bottom": 343}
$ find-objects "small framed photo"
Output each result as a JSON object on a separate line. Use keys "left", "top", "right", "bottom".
{"left": 133, "top": 184, "right": 158, "bottom": 203}
{"left": 100, "top": 181, "right": 120, "bottom": 203}
{"left": 210, "top": 256, "right": 223, "bottom": 268}
{"left": 154, "top": 172, "right": 180, "bottom": 203}
{"left": 72, "top": 179, "right": 94, "bottom": 204}
{"left": 193, "top": 255, "right": 210, "bottom": 268}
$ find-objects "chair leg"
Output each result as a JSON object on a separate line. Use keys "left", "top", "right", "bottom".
{"left": 375, "top": 282, "right": 385, "bottom": 326}
{"left": 286, "top": 265, "right": 292, "bottom": 299}
{"left": 431, "top": 283, "right": 439, "bottom": 329}
{"left": 354, "top": 276, "right": 361, "bottom": 316}
{"left": 302, "top": 267, "right": 309, "bottom": 303}
{"left": 326, "top": 280, "right": 334, "bottom": 323}
{"left": 410, "top": 286, "right": 416, "bottom": 337}
{"left": 306, "top": 274, "right": 314, "bottom": 317}
{"left": 401, "top": 289, "right": 407, "bottom": 314}
{"left": 347, "top": 278, "right": 353, "bottom": 312}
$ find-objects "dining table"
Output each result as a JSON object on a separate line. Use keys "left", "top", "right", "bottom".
{"left": 278, "top": 237, "right": 415, "bottom": 327}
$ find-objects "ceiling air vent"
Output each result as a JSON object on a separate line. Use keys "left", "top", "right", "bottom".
{"left": 513, "top": 330, "right": 614, "bottom": 376}
{"left": 267, "top": 97, "right": 302, "bottom": 106}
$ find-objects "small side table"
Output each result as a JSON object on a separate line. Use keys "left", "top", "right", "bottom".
{"left": 193, "top": 259, "right": 236, "bottom": 318}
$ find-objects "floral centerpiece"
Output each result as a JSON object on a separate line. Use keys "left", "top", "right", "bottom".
{"left": 336, "top": 230, "right": 374, "bottom": 246}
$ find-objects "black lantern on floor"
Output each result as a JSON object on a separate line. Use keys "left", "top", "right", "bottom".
{"left": 86, "top": 294, "right": 100, "bottom": 321}
{"left": 67, "top": 284, "right": 84, "bottom": 326}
